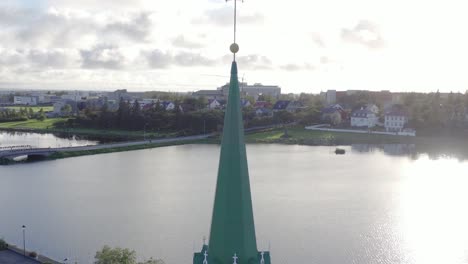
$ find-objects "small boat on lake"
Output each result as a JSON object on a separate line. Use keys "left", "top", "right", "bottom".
{"left": 335, "top": 148, "right": 346, "bottom": 155}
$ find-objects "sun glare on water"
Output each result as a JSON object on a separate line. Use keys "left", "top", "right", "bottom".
{"left": 397, "top": 156, "right": 468, "bottom": 264}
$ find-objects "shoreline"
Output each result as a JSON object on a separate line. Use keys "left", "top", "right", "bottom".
{"left": 2, "top": 126, "right": 468, "bottom": 165}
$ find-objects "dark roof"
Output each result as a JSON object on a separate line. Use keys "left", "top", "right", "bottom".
{"left": 351, "top": 109, "right": 374, "bottom": 117}
{"left": 254, "top": 101, "right": 272, "bottom": 108}
{"left": 272, "top": 100, "right": 290, "bottom": 110}
{"left": 385, "top": 110, "right": 407, "bottom": 117}
{"left": 321, "top": 107, "right": 340, "bottom": 114}
{"left": 287, "top": 101, "right": 303, "bottom": 108}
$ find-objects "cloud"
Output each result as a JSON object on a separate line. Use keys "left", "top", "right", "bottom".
{"left": 341, "top": 20, "right": 385, "bottom": 49}
{"left": 174, "top": 52, "right": 215, "bottom": 66}
{"left": 0, "top": 48, "right": 77, "bottom": 68}
{"left": 145, "top": 50, "right": 215, "bottom": 68}
{"left": 221, "top": 54, "right": 272, "bottom": 70}
{"left": 0, "top": 8, "right": 154, "bottom": 47}
{"left": 194, "top": 7, "right": 264, "bottom": 26}
{"left": 80, "top": 45, "right": 126, "bottom": 69}
{"left": 145, "top": 49, "right": 173, "bottom": 69}
{"left": 172, "top": 35, "right": 204, "bottom": 49}
{"left": 320, "top": 56, "right": 330, "bottom": 64}
{"left": 280, "top": 63, "right": 315, "bottom": 71}
{"left": 311, "top": 33, "right": 325, "bottom": 48}
{"left": 104, "top": 12, "right": 153, "bottom": 41}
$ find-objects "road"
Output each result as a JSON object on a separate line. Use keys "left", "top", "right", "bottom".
{"left": 0, "top": 133, "right": 214, "bottom": 159}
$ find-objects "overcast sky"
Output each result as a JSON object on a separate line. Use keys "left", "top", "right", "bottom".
{"left": 0, "top": 0, "right": 467, "bottom": 93}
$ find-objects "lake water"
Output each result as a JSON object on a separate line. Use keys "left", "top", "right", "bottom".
{"left": 0, "top": 131, "right": 99, "bottom": 149}
{"left": 1, "top": 143, "right": 468, "bottom": 264}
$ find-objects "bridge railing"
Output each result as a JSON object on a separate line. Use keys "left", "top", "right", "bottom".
{"left": 0, "top": 145, "right": 33, "bottom": 151}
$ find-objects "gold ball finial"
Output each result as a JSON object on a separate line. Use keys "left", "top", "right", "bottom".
{"left": 230, "top": 43, "right": 239, "bottom": 54}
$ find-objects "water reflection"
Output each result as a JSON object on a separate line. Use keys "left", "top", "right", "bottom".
{"left": 352, "top": 144, "right": 416, "bottom": 157}
{"left": 352, "top": 142, "right": 468, "bottom": 161}
{"left": 0, "top": 131, "right": 99, "bottom": 148}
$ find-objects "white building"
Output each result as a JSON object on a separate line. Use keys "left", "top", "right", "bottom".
{"left": 161, "top": 101, "right": 175, "bottom": 111}
{"left": 14, "top": 96, "right": 38, "bottom": 105}
{"left": 324, "top": 90, "right": 337, "bottom": 105}
{"left": 219, "top": 83, "right": 281, "bottom": 100}
{"left": 385, "top": 111, "right": 408, "bottom": 132}
{"left": 351, "top": 109, "right": 379, "bottom": 128}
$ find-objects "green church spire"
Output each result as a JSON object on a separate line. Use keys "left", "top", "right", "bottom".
{"left": 208, "top": 60, "right": 258, "bottom": 264}
{"left": 193, "top": 1, "right": 271, "bottom": 263}
{"left": 193, "top": 60, "right": 271, "bottom": 264}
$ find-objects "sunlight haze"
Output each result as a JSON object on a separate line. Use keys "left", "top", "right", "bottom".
{"left": 0, "top": 0, "right": 467, "bottom": 93}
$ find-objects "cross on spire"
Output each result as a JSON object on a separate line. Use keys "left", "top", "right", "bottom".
{"left": 203, "top": 251, "right": 208, "bottom": 264}
{"left": 232, "top": 253, "right": 238, "bottom": 264}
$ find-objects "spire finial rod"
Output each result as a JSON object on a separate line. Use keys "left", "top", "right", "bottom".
{"left": 227, "top": 0, "right": 243, "bottom": 60}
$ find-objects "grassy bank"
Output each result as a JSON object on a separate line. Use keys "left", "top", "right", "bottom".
{"left": 2, "top": 106, "right": 54, "bottom": 112}
{"left": 245, "top": 127, "right": 418, "bottom": 145}
{"left": 0, "top": 118, "right": 67, "bottom": 130}
{"left": 0, "top": 118, "right": 178, "bottom": 139}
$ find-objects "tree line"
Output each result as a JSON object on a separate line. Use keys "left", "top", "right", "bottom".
{"left": 0, "top": 107, "right": 46, "bottom": 122}
{"left": 65, "top": 97, "right": 322, "bottom": 135}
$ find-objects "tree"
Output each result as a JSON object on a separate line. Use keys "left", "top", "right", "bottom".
{"left": 28, "top": 108, "right": 34, "bottom": 118}
{"left": 94, "top": 246, "right": 164, "bottom": 264}
{"left": 117, "top": 98, "right": 131, "bottom": 128}
{"left": 61, "top": 104, "right": 73, "bottom": 116}
{"left": 37, "top": 108, "right": 46, "bottom": 121}
{"left": 95, "top": 246, "right": 136, "bottom": 264}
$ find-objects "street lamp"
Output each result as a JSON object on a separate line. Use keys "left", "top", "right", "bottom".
{"left": 143, "top": 123, "right": 149, "bottom": 141}
{"left": 21, "top": 225, "right": 26, "bottom": 256}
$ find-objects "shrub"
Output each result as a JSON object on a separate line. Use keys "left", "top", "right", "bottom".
{"left": 29, "top": 251, "right": 38, "bottom": 258}
{"left": 0, "top": 239, "right": 8, "bottom": 250}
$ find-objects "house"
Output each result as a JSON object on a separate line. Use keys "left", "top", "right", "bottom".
{"left": 240, "top": 99, "right": 251, "bottom": 108}
{"left": 255, "top": 108, "right": 273, "bottom": 117}
{"left": 285, "top": 101, "right": 304, "bottom": 113}
{"left": 207, "top": 99, "right": 222, "bottom": 109}
{"left": 365, "top": 104, "right": 379, "bottom": 114}
{"left": 328, "top": 104, "right": 344, "bottom": 111}
{"left": 272, "top": 100, "right": 290, "bottom": 112}
{"left": 384, "top": 110, "right": 408, "bottom": 132}
{"left": 14, "top": 96, "right": 38, "bottom": 105}
{"left": 140, "top": 99, "right": 159, "bottom": 109}
{"left": 253, "top": 101, "right": 272, "bottom": 109}
{"left": 161, "top": 101, "right": 175, "bottom": 111}
{"left": 350, "top": 109, "right": 379, "bottom": 128}
{"left": 321, "top": 107, "right": 344, "bottom": 125}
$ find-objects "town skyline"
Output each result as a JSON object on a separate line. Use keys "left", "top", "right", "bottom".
{"left": 1, "top": 0, "right": 468, "bottom": 93}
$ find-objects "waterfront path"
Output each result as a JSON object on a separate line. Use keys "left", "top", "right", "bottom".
{"left": 0, "top": 250, "right": 41, "bottom": 264}
{"left": 0, "top": 133, "right": 214, "bottom": 160}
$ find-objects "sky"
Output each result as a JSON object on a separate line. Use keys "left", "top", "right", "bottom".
{"left": 0, "top": 0, "right": 468, "bottom": 94}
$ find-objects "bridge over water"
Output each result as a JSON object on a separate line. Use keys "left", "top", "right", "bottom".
{"left": 0, "top": 134, "right": 212, "bottom": 161}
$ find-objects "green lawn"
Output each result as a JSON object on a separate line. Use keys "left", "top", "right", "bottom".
{"left": 3, "top": 106, "right": 54, "bottom": 112}
{"left": 246, "top": 126, "right": 416, "bottom": 145}
{"left": 0, "top": 118, "right": 180, "bottom": 139}
{"left": 0, "top": 118, "right": 67, "bottom": 129}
